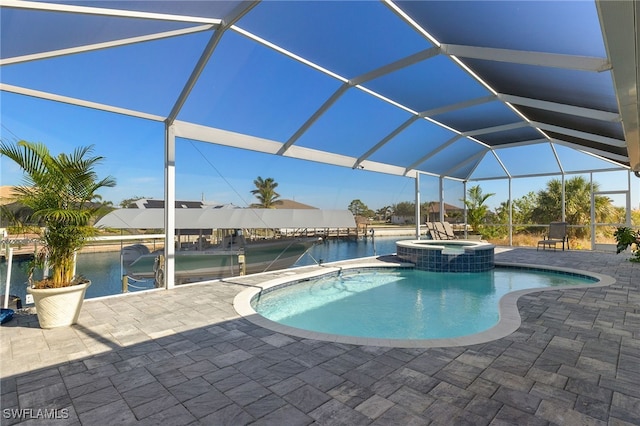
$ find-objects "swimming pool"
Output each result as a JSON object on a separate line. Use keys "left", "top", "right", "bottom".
{"left": 234, "top": 262, "right": 615, "bottom": 348}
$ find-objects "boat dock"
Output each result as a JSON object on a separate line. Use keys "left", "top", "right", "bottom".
{"left": 0, "top": 237, "right": 41, "bottom": 260}
{"left": 277, "top": 227, "right": 359, "bottom": 240}
{"left": 1, "top": 225, "right": 419, "bottom": 260}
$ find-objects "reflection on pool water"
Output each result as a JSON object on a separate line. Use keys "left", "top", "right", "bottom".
{"left": 252, "top": 267, "right": 598, "bottom": 340}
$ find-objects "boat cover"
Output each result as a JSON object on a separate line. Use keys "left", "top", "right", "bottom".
{"left": 96, "top": 208, "right": 356, "bottom": 230}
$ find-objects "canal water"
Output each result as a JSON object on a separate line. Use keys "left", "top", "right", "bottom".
{"left": 1, "top": 236, "right": 402, "bottom": 304}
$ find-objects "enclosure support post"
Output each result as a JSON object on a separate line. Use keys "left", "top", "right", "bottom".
{"left": 561, "top": 174, "right": 566, "bottom": 222}
{"left": 590, "top": 173, "right": 596, "bottom": 250}
{"left": 164, "top": 123, "right": 176, "bottom": 290}
{"left": 439, "top": 177, "right": 445, "bottom": 223}
{"left": 463, "top": 181, "right": 468, "bottom": 239}
{"left": 508, "top": 178, "right": 513, "bottom": 246}
{"left": 626, "top": 170, "right": 632, "bottom": 226}
{"left": 415, "top": 173, "right": 421, "bottom": 239}
{"left": 4, "top": 247, "right": 13, "bottom": 309}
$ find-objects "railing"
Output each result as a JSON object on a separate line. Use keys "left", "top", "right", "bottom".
{"left": 477, "top": 222, "right": 636, "bottom": 251}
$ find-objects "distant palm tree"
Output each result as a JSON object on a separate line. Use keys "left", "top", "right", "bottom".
{"left": 533, "top": 176, "right": 615, "bottom": 238}
{"left": 251, "top": 177, "right": 281, "bottom": 208}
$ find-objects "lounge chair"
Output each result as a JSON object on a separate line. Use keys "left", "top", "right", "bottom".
{"left": 537, "top": 222, "right": 569, "bottom": 251}
{"left": 425, "top": 222, "right": 440, "bottom": 240}
{"left": 426, "top": 222, "right": 456, "bottom": 240}
{"left": 441, "top": 221, "right": 457, "bottom": 240}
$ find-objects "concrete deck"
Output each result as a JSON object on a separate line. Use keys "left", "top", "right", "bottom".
{"left": 1, "top": 248, "right": 639, "bottom": 425}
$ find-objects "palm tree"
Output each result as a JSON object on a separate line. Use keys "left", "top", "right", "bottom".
{"left": 0, "top": 141, "right": 116, "bottom": 287}
{"left": 250, "top": 176, "right": 281, "bottom": 208}
{"left": 532, "top": 176, "right": 615, "bottom": 238}
{"left": 463, "top": 185, "right": 495, "bottom": 234}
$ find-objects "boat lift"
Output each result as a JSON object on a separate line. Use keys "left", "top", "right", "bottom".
{"left": 1, "top": 236, "right": 42, "bottom": 323}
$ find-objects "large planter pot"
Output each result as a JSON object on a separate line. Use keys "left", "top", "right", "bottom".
{"left": 27, "top": 281, "right": 91, "bottom": 329}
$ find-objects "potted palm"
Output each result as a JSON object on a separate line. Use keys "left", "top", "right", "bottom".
{"left": 0, "top": 141, "right": 115, "bottom": 328}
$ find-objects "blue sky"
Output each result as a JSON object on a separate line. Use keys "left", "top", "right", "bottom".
{"left": 1, "top": 1, "right": 638, "bottom": 213}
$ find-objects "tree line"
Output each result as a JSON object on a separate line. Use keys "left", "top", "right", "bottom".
{"left": 348, "top": 176, "right": 634, "bottom": 238}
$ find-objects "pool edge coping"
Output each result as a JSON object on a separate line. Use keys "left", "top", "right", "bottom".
{"left": 396, "top": 239, "right": 495, "bottom": 252}
{"left": 232, "top": 260, "right": 616, "bottom": 349}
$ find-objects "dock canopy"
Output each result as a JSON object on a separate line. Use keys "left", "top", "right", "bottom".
{"left": 95, "top": 208, "right": 356, "bottom": 230}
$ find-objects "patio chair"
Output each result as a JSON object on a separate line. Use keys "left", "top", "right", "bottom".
{"left": 432, "top": 222, "right": 455, "bottom": 240}
{"left": 537, "top": 222, "right": 569, "bottom": 251}
{"left": 441, "top": 222, "right": 457, "bottom": 240}
{"left": 426, "top": 222, "right": 457, "bottom": 240}
{"left": 425, "top": 222, "right": 440, "bottom": 240}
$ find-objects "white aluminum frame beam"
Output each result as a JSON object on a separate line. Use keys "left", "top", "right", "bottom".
{"left": 0, "top": 83, "right": 165, "bottom": 121}
{"left": 491, "top": 138, "right": 551, "bottom": 149}
{"left": 405, "top": 135, "right": 462, "bottom": 173}
{"left": 174, "top": 121, "right": 281, "bottom": 154}
{"left": 354, "top": 116, "right": 420, "bottom": 168}
{"left": 383, "top": 1, "right": 626, "bottom": 174}
{"left": 0, "top": 25, "right": 215, "bottom": 66}
{"left": 1, "top": 0, "right": 632, "bottom": 207}
{"left": 491, "top": 150, "right": 512, "bottom": 178}
{"left": 161, "top": 1, "right": 261, "bottom": 290}
{"left": 531, "top": 121, "right": 627, "bottom": 148}
{"left": 470, "top": 167, "right": 626, "bottom": 181}
{"left": 419, "top": 95, "right": 496, "bottom": 118}
{"left": 551, "top": 139, "right": 630, "bottom": 164}
{"left": 231, "top": 26, "right": 348, "bottom": 83}
{"left": 167, "top": 1, "right": 259, "bottom": 125}
{"left": 349, "top": 47, "right": 439, "bottom": 86}
{"left": 463, "top": 121, "right": 529, "bottom": 137}
{"left": 172, "top": 121, "right": 410, "bottom": 177}
{"left": 498, "top": 94, "right": 621, "bottom": 122}
{"left": 596, "top": 0, "right": 640, "bottom": 173}
{"left": 1, "top": 0, "right": 220, "bottom": 24}
{"left": 278, "top": 84, "right": 351, "bottom": 155}
{"left": 166, "top": 28, "right": 226, "bottom": 125}
{"left": 442, "top": 149, "right": 488, "bottom": 178}
{"left": 550, "top": 143, "right": 565, "bottom": 175}
{"left": 277, "top": 46, "right": 440, "bottom": 157}
{"left": 441, "top": 44, "right": 611, "bottom": 72}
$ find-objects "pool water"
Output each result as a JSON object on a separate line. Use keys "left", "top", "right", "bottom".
{"left": 252, "top": 268, "right": 596, "bottom": 340}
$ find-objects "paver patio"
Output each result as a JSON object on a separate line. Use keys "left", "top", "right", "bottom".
{"left": 1, "top": 248, "right": 639, "bottom": 425}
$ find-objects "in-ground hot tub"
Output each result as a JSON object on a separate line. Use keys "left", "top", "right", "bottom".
{"left": 396, "top": 240, "right": 495, "bottom": 272}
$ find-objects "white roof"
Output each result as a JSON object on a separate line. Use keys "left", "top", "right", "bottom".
{"left": 95, "top": 208, "right": 356, "bottom": 230}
